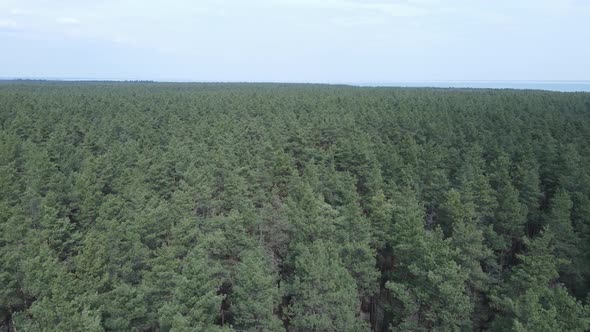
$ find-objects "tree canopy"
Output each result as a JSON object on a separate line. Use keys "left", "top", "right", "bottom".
{"left": 0, "top": 81, "right": 589, "bottom": 331}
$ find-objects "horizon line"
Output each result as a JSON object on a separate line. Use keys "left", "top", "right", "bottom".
{"left": 1, "top": 77, "right": 590, "bottom": 84}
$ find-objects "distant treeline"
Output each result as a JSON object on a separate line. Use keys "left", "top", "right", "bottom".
{"left": 0, "top": 83, "right": 589, "bottom": 331}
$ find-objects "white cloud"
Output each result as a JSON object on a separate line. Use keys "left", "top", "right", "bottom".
{"left": 267, "top": 0, "right": 426, "bottom": 17}
{"left": 56, "top": 17, "right": 80, "bottom": 24}
{"left": 10, "top": 8, "right": 32, "bottom": 15}
{"left": 0, "top": 18, "right": 18, "bottom": 28}
{"left": 330, "top": 16, "right": 387, "bottom": 27}
{"left": 361, "top": 2, "right": 426, "bottom": 17}
{"left": 1, "top": 0, "right": 589, "bottom": 81}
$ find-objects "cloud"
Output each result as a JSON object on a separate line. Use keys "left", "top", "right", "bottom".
{"left": 10, "top": 8, "right": 32, "bottom": 15}
{"left": 2, "top": 0, "right": 589, "bottom": 81}
{"left": 330, "top": 16, "right": 387, "bottom": 27}
{"left": 269, "top": 0, "right": 426, "bottom": 17}
{"left": 0, "top": 19, "right": 18, "bottom": 28}
{"left": 56, "top": 17, "right": 80, "bottom": 25}
{"left": 360, "top": 2, "right": 426, "bottom": 17}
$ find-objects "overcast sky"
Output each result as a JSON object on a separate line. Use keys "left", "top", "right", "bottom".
{"left": 1, "top": 0, "right": 589, "bottom": 82}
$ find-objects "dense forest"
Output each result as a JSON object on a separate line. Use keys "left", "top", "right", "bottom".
{"left": 1, "top": 82, "right": 590, "bottom": 331}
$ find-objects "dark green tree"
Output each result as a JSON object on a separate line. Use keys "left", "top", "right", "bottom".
{"left": 287, "top": 241, "right": 368, "bottom": 332}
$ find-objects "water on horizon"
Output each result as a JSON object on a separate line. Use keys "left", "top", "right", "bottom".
{"left": 358, "top": 81, "right": 590, "bottom": 92}
{"left": 1, "top": 78, "right": 590, "bottom": 92}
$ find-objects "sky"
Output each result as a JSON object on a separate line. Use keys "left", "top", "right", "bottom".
{"left": 1, "top": 0, "right": 589, "bottom": 83}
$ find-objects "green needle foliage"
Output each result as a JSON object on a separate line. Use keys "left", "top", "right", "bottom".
{"left": 0, "top": 82, "right": 589, "bottom": 331}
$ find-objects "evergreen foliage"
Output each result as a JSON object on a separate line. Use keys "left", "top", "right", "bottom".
{"left": 0, "top": 82, "right": 589, "bottom": 330}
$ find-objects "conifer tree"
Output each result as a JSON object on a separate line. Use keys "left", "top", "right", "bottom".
{"left": 159, "top": 247, "right": 227, "bottom": 331}
{"left": 492, "top": 229, "right": 590, "bottom": 331}
{"left": 287, "top": 241, "right": 368, "bottom": 332}
{"left": 232, "top": 248, "right": 284, "bottom": 331}
{"left": 386, "top": 189, "right": 472, "bottom": 331}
